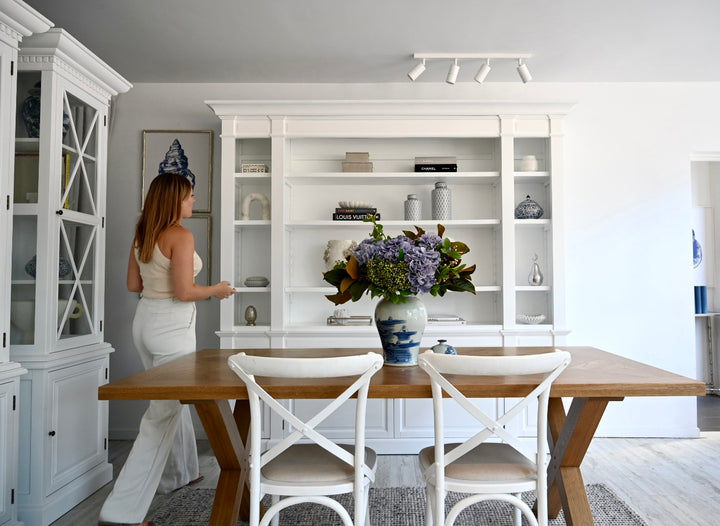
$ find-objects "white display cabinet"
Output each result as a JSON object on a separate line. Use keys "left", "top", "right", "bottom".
{"left": 10, "top": 29, "right": 130, "bottom": 525}
{"left": 207, "top": 101, "right": 571, "bottom": 452}
{"left": 0, "top": 3, "right": 52, "bottom": 525}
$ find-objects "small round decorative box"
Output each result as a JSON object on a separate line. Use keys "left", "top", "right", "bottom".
{"left": 514, "top": 195, "right": 544, "bottom": 219}
{"left": 244, "top": 276, "right": 269, "bottom": 287}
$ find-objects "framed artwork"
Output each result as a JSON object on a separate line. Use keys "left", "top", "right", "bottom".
{"left": 141, "top": 130, "right": 213, "bottom": 213}
{"left": 184, "top": 215, "right": 212, "bottom": 287}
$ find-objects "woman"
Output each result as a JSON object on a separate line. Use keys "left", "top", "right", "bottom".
{"left": 99, "top": 173, "right": 236, "bottom": 526}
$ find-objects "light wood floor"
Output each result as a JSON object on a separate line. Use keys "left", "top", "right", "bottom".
{"left": 50, "top": 432, "right": 720, "bottom": 526}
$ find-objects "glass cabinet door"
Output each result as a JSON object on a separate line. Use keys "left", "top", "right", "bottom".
{"left": 56, "top": 90, "right": 101, "bottom": 341}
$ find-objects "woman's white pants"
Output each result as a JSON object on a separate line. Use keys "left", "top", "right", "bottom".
{"left": 99, "top": 298, "right": 200, "bottom": 523}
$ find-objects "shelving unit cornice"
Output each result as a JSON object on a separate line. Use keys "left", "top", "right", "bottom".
{"left": 206, "top": 99, "right": 575, "bottom": 120}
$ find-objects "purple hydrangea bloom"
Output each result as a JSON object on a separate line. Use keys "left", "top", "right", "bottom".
{"left": 352, "top": 238, "right": 380, "bottom": 265}
{"left": 404, "top": 245, "right": 440, "bottom": 293}
{"left": 417, "top": 233, "right": 442, "bottom": 250}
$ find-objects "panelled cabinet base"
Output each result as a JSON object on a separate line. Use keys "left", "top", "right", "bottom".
{"left": 16, "top": 345, "right": 113, "bottom": 526}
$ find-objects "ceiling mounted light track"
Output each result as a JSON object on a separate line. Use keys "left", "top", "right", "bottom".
{"left": 408, "top": 53, "right": 533, "bottom": 83}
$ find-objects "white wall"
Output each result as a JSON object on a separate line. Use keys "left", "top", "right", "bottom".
{"left": 105, "top": 82, "right": 720, "bottom": 438}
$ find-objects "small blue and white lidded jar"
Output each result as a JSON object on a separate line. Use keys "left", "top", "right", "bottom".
{"left": 404, "top": 194, "right": 421, "bottom": 221}
{"left": 431, "top": 339, "right": 457, "bottom": 355}
{"left": 514, "top": 195, "right": 544, "bottom": 219}
{"left": 431, "top": 182, "right": 451, "bottom": 220}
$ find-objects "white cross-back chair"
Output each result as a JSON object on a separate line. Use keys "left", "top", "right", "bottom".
{"left": 418, "top": 350, "right": 571, "bottom": 526}
{"left": 227, "top": 352, "right": 384, "bottom": 526}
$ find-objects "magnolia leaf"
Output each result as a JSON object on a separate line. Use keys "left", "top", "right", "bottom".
{"left": 323, "top": 268, "right": 348, "bottom": 287}
{"left": 437, "top": 224, "right": 446, "bottom": 237}
{"left": 346, "top": 255, "right": 360, "bottom": 279}
{"left": 325, "top": 291, "right": 352, "bottom": 305}
{"left": 450, "top": 241, "right": 470, "bottom": 254}
{"left": 349, "top": 280, "right": 369, "bottom": 301}
{"left": 340, "top": 276, "right": 356, "bottom": 293}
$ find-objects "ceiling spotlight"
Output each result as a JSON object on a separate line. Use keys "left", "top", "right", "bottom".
{"left": 446, "top": 59, "right": 460, "bottom": 84}
{"left": 517, "top": 59, "right": 532, "bottom": 83}
{"left": 407, "top": 59, "right": 426, "bottom": 81}
{"left": 474, "top": 59, "right": 491, "bottom": 83}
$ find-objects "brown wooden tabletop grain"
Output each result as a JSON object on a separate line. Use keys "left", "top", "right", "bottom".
{"left": 99, "top": 346, "right": 705, "bottom": 401}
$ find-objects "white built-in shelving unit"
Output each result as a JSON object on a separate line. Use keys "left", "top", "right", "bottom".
{"left": 206, "top": 101, "right": 572, "bottom": 452}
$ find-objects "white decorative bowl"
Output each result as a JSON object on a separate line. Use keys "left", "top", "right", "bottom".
{"left": 338, "top": 201, "right": 373, "bottom": 209}
{"left": 516, "top": 313, "right": 546, "bottom": 325}
{"left": 244, "top": 276, "right": 269, "bottom": 287}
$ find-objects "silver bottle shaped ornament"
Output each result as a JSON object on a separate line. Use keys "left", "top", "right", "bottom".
{"left": 528, "top": 254, "right": 544, "bottom": 286}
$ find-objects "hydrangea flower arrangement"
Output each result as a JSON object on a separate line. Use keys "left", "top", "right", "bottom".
{"left": 323, "top": 218, "right": 476, "bottom": 305}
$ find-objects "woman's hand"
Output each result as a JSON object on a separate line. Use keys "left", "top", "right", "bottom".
{"left": 213, "top": 281, "right": 236, "bottom": 300}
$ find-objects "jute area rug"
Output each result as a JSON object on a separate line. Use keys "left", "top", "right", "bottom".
{"left": 149, "top": 484, "right": 647, "bottom": 525}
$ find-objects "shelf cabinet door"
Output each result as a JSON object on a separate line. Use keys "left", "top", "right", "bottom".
{"left": 44, "top": 357, "right": 108, "bottom": 496}
{"left": 0, "top": 379, "right": 19, "bottom": 525}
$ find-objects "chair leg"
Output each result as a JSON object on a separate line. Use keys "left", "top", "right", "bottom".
{"left": 513, "top": 493, "right": 521, "bottom": 526}
{"left": 271, "top": 495, "right": 280, "bottom": 526}
{"left": 424, "top": 486, "right": 433, "bottom": 526}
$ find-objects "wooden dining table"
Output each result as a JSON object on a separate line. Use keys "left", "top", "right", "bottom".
{"left": 98, "top": 346, "right": 704, "bottom": 526}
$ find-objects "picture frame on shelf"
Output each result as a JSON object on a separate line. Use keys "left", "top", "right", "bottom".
{"left": 141, "top": 130, "right": 213, "bottom": 213}
{"left": 184, "top": 215, "right": 212, "bottom": 288}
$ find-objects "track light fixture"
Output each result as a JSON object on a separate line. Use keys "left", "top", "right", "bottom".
{"left": 409, "top": 53, "right": 533, "bottom": 83}
{"left": 446, "top": 59, "right": 459, "bottom": 84}
{"left": 474, "top": 59, "right": 491, "bottom": 84}
{"left": 407, "top": 59, "right": 426, "bottom": 81}
{"left": 517, "top": 59, "right": 532, "bottom": 83}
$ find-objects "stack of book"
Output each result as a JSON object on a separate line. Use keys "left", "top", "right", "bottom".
{"left": 414, "top": 156, "right": 458, "bottom": 172}
{"left": 342, "top": 152, "right": 373, "bottom": 172}
{"left": 427, "top": 314, "right": 466, "bottom": 325}
{"left": 332, "top": 207, "right": 381, "bottom": 221}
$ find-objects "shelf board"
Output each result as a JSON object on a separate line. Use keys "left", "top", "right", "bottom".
{"left": 15, "top": 138, "right": 40, "bottom": 153}
{"left": 234, "top": 173, "right": 272, "bottom": 179}
{"left": 234, "top": 286, "right": 271, "bottom": 292}
{"left": 287, "top": 172, "right": 500, "bottom": 185}
{"left": 13, "top": 203, "right": 39, "bottom": 215}
{"left": 233, "top": 220, "right": 271, "bottom": 227}
{"left": 514, "top": 218, "right": 551, "bottom": 226}
{"left": 287, "top": 219, "right": 500, "bottom": 228}
{"left": 514, "top": 171, "right": 550, "bottom": 183}
{"left": 515, "top": 285, "right": 551, "bottom": 292}
{"left": 11, "top": 280, "right": 36, "bottom": 285}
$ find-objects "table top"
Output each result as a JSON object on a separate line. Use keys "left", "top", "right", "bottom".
{"left": 98, "top": 346, "right": 705, "bottom": 401}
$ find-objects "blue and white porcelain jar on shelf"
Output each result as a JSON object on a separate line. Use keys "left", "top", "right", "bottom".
{"left": 21, "top": 82, "right": 71, "bottom": 139}
{"left": 514, "top": 195, "right": 544, "bottom": 219}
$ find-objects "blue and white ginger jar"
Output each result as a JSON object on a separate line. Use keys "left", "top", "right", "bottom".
{"left": 514, "top": 195, "right": 544, "bottom": 219}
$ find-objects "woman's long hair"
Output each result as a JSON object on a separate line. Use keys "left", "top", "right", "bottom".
{"left": 134, "top": 173, "right": 192, "bottom": 263}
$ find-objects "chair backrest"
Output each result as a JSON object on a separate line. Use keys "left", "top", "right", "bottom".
{"left": 418, "top": 350, "right": 571, "bottom": 477}
{"left": 228, "top": 352, "right": 384, "bottom": 479}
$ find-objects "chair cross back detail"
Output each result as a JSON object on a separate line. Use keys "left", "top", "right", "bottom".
{"left": 418, "top": 350, "right": 571, "bottom": 526}
{"left": 228, "top": 351, "right": 384, "bottom": 526}
{"left": 422, "top": 352, "right": 569, "bottom": 476}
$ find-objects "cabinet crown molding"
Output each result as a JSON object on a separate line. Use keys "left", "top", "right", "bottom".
{"left": 19, "top": 28, "right": 132, "bottom": 99}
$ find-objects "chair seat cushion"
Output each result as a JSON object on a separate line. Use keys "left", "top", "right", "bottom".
{"left": 262, "top": 443, "right": 377, "bottom": 483}
{"left": 419, "top": 442, "right": 537, "bottom": 482}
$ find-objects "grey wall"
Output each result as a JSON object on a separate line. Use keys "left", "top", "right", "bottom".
{"left": 106, "top": 82, "right": 720, "bottom": 438}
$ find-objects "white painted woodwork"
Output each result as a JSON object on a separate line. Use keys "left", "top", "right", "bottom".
{"left": 6, "top": 28, "right": 130, "bottom": 525}
{"left": 0, "top": 3, "right": 51, "bottom": 525}
{"left": 207, "top": 101, "right": 570, "bottom": 452}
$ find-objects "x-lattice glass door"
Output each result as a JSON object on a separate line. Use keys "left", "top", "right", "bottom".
{"left": 56, "top": 90, "right": 101, "bottom": 341}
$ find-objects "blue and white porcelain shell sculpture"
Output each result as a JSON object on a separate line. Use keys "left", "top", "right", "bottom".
{"left": 158, "top": 139, "right": 196, "bottom": 188}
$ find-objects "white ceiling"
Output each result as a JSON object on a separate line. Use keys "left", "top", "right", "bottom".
{"left": 21, "top": 0, "right": 720, "bottom": 84}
